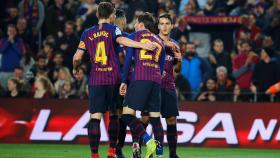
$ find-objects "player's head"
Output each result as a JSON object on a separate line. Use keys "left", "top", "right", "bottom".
{"left": 134, "top": 12, "right": 155, "bottom": 32}
{"left": 115, "top": 9, "right": 126, "bottom": 30}
{"left": 158, "top": 13, "right": 173, "bottom": 36}
{"left": 97, "top": 2, "right": 116, "bottom": 23}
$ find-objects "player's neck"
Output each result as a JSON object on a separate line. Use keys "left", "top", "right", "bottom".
{"left": 98, "top": 19, "right": 111, "bottom": 24}
{"left": 159, "top": 33, "right": 170, "bottom": 41}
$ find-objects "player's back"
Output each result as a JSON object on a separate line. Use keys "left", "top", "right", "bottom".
{"left": 129, "top": 30, "right": 165, "bottom": 84}
{"left": 79, "top": 23, "right": 122, "bottom": 85}
{"left": 130, "top": 30, "right": 165, "bottom": 84}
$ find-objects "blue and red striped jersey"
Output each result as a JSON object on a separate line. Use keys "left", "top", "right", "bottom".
{"left": 122, "top": 30, "right": 166, "bottom": 84}
{"left": 161, "top": 38, "right": 180, "bottom": 89}
{"left": 78, "top": 23, "right": 122, "bottom": 86}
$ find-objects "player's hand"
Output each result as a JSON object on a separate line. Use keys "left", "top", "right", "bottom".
{"left": 119, "top": 83, "right": 127, "bottom": 96}
{"left": 142, "top": 41, "right": 156, "bottom": 51}
{"left": 174, "top": 49, "right": 182, "bottom": 62}
{"left": 161, "top": 71, "right": 166, "bottom": 79}
{"left": 165, "top": 41, "right": 177, "bottom": 51}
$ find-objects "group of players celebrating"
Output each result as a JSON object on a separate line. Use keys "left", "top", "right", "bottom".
{"left": 73, "top": 2, "right": 182, "bottom": 158}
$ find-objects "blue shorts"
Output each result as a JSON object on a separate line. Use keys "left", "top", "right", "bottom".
{"left": 88, "top": 85, "right": 119, "bottom": 113}
{"left": 123, "top": 80, "right": 161, "bottom": 112}
{"left": 161, "top": 88, "right": 179, "bottom": 118}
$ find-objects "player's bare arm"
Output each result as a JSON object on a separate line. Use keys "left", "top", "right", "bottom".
{"left": 174, "top": 49, "right": 182, "bottom": 73}
{"left": 72, "top": 49, "right": 84, "bottom": 77}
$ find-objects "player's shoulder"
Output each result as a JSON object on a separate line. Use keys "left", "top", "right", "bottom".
{"left": 82, "top": 25, "right": 97, "bottom": 34}
{"left": 170, "top": 38, "right": 179, "bottom": 45}
{"left": 127, "top": 31, "right": 137, "bottom": 39}
{"left": 122, "top": 31, "right": 130, "bottom": 37}
{"left": 170, "top": 38, "right": 180, "bottom": 49}
{"left": 153, "top": 34, "right": 165, "bottom": 46}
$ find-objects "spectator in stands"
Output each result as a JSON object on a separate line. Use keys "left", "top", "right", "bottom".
{"left": 18, "top": 0, "right": 45, "bottom": 34}
{"left": 2, "top": 7, "right": 19, "bottom": 31}
{"left": 171, "top": 17, "right": 189, "bottom": 42}
{"left": 18, "top": 0, "right": 45, "bottom": 52}
{"left": 0, "top": 24, "right": 25, "bottom": 88}
{"left": 233, "top": 84, "right": 241, "bottom": 102}
{"left": 254, "top": 3, "right": 266, "bottom": 28}
{"left": 73, "top": 66, "right": 88, "bottom": 99}
{"left": 208, "top": 39, "right": 232, "bottom": 75}
{"left": 30, "top": 54, "right": 49, "bottom": 79}
{"left": 229, "top": 0, "right": 248, "bottom": 16}
{"left": 45, "top": 0, "right": 72, "bottom": 36}
{"left": 236, "top": 13, "right": 262, "bottom": 48}
{"left": 48, "top": 51, "right": 64, "bottom": 82}
{"left": 13, "top": 66, "right": 31, "bottom": 94}
{"left": 232, "top": 40, "right": 259, "bottom": 92}
{"left": 179, "top": 0, "right": 204, "bottom": 15}
{"left": 33, "top": 76, "right": 55, "bottom": 99}
{"left": 204, "top": 0, "right": 221, "bottom": 15}
{"left": 4, "top": 78, "right": 26, "bottom": 98}
{"left": 112, "top": 0, "right": 129, "bottom": 12}
{"left": 264, "top": 13, "right": 280, "bottom": 51}
{"left": 181, "top": 42, "right": 212, "bottom": 100}
{"left": 58, "top": 80, "right": 76, "bottom": 99}
{"left": 252, "top": 48, "right": 280, "bottom": 101}
{"left": 183, "top": 3, "right": 196, "bottom": 16}
{"left": 125, "top": 0, "right": 148, "bottom": 23}
{"left": 196, "top": 77, "right": 217, "bottom": 102}
{"left": 41, "top": 42, "right": 55, "bottom": 64}
{"left": 16, "top": 17, "right": 30, "bottom": 46}
{"left": 20, "top": 50, "right": 35, "bottom": 73}
{"left": 56, "top": 21, "right": 79, "bottom": 70}
{"left": 77, "top": 0, "right": 98, "bottom": 29}
{"left": 265, "top": 0, "right": 280, "bottom": 28}
{"left": 215, "top": 66, "right": 234, "bottom": 101}
{"left": 54, "top": 66, "right": 73, "bottom": 94}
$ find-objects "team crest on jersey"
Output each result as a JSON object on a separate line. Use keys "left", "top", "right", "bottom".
{"left": 165, "top": 55, "right": 174, "bottom": 61}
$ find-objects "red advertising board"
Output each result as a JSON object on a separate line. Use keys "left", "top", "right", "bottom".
{"left": 0, "top": 99, "right": 280, "bottom": 149}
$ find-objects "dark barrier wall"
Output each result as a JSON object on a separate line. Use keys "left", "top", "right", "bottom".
{"left": 0, "top": 99, "right": 280, "bottom": 149}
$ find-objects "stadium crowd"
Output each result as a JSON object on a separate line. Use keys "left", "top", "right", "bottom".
{"left": 0, "top": 0, "right": 280, "bottom": 102}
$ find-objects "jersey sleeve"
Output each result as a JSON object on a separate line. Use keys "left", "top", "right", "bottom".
{"left": 78, "top": 31, "right": 87, "bottom": 51}
{"left": 113, "top": 26, "right": 123, "bottom": 40}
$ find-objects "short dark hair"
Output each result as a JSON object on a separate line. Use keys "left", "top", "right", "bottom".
{"left": 116, "top": 9, "right": 126, "bottom": 19}
{"left": 65, "top": 21, "right": 75, "bottom": 28}
{"left": 158, "top": 13, "right": 173, "bottom": 24}
{"left": 54, "top": 51, "right": 63, "bottom": 57}
{"left": 97, "top": 2, "right": 115, "bottom": 19}
{"left": 239, "top": 39, "right": 251, "bottom": 46}
{"left": 36, "top": 54, "right": 47, "bottom": 61}
{"left": 137, "top": 12, "right": 155, "bottom": 32}
{"left": 213, "top": 39, "right": 224, "bottom": 45}
{"left": 44, "top": 42, "right": 55, "bottom": 50}
{"left": 7, "top": 24, "right": 16, "bottom": 29}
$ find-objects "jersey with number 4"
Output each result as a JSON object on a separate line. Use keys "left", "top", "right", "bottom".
{"left": 122, "top": 30, "right": 165, "bottom": 84}
{"left": 78, "top": 23, "right": 122, "bottom": 86}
